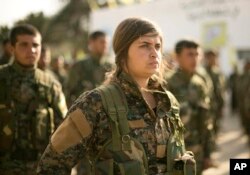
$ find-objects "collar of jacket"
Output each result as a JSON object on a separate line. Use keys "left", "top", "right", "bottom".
{"left": 11, "top": 61, "right": 36, "bottom": 76}
{"left": 115, "top": 71, "right": 164, "bottom": 96}
{"left": 88, "top": 54, "right": 104, "bottom": 66}
{"left": 113, "top": 71, "right": 171, "bottom": 116}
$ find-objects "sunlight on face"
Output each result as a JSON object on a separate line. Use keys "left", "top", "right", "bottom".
{"left": 13, "top": 34, "right": 41, "bottom": 67}
{"left": 177, "top": 48, "right": 198, "bottom": 73}
{"left": 126, "top": 33, "right": 162, "bottom": 79}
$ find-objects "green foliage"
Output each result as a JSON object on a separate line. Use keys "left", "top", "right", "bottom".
{"left": 15, "top": 12, "right": 50, "bottom": 37}
{"left": 0, "top": 26, "right": 10, "bottom": 43}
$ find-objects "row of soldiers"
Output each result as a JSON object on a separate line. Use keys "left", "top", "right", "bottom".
{"left": 165, "top": 41, "right": 225, "bottom": 175}
{"left": 229, "top": 58, "right": 250, "bottom": 150}
{"left": 0, "top": 23, "right": 227, "bottom": 175}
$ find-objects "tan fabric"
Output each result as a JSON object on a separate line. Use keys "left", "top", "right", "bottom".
{"left": 51, "top": 108, "right": 92, "bottom": 153}
{"left": 156, "top": 145, "right": 166, "bottom": 158}
{"left": 128, "top": 119, "right": 147, "bottom": 129}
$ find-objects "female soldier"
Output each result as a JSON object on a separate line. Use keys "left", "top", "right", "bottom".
{"left": 37, "top": 17, "right": 195, "bottom": 175}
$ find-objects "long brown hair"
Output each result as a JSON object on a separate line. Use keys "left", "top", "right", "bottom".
{"left": 105, "top": 17, "right": 166, "bottom": 85}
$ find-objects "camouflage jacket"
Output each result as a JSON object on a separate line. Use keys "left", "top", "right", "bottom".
{"left": 166, "top": 69, "right": 212, "bottom": 157}
{"left": 244, "top": 71, "right": 250, "bottom": 123}
{"left": 65, "top": 55, "right": 112, "bottom": 106}
{"left": 237, "top": 70, "right": 250, "bottom": 122}
{"left": 205, "top": 66, "right": 225, "bottom": 112}
{"left": 0, "top": 55, "right": 11, "bottom": 66}
{"left": 37, "top": 71, "right": 186, "bottom": 175}
{"left": 196, "top": 66, "right": 214, "bottom": 106}
{"left": 0, "top": 62, "right": 67, "bottom": 164}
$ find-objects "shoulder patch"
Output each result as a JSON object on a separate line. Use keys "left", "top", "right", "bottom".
{"left": 51, "top": 108, "right": 92, "bottom": 153}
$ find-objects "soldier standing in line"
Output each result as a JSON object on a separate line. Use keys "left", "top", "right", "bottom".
{"left": 0, "top": 24, "right": 67, "bottom": 175}
{"left": 243, "top": 63, "right": 250, "bottom": 150}
{"left": 51, "top": 55, "right": 68, "bottom": 91}
{"left": 37, "top": 17, "right": 196, "bottom": 175}
{"left": 237, "top": 58, "right": 250, "bottom": 149}
{"left": 0, "top": 38, "right": 13, "bottom": 65}
{"left": 65, "top": 31, "right": 112, "bottom": 175}
{"left": 196, "top": 64, "right": 217, "bottom": 152}
{"left": 166, "top": 40, "right": 214, "bottom": 174}
{"left": 38, "top": 45, "right": 58, "bottom": 81}
{"left": 203, "top": 50, "right": 225, "bottom": 136}
{"left": 228, "top": 64, "right": 239, "bottom": 113}
{"left": 65, "top": 31, "right": 112, "bottom": 107}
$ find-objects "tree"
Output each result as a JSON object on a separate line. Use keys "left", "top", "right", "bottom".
{"left": 15, "top": 12, "right": 50, "bottom": 37}
{"left": 0, "top": 26, "right": 10, "bottom": 42}
{"left": 44, "top": 0, "right": 91, "bottom": 60}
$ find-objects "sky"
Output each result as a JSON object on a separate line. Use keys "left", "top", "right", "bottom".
{"left": 0, "top": 0, "right": 67, "bottom": 27}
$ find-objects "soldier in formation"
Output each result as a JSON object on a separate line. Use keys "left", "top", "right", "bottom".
{"left": 166, "top": 40, "right": 214, "bottom": 174}
{"left": 237, "top": 58, "right": 250, "bottom": 150}
{"left": 0, "top": 24, "right": 68, "bottom": 175}
{"left": 37, "top": 17, "right": 196, "bottom": 175}
{"left": 203, "top": 50, "right": 225, "bottom": 136}
{"left": 65, "top": 31, "right": 112, "bottom": 107}
{"left": 51, "top": 55, "right": 68, "bottom": 90}
{"left": 0, "top": 38, "right": 13, "bottom": 65}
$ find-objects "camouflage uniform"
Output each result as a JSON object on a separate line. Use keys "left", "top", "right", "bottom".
{"left": 237, "top": 67, "right": 250, "bottom": 147}
{"left": 65, "top": 55, "right": 112, "bottom": 174}
{"left": 196, "top": 66, "right": 216, "bottom": 149}
{"left": 37, "top": 71, "right": 192, "bottom": 175}
{"left": 0, "top": 61, "right": 67, "bottom": 175}
{"left": 228, "top": 67, "right": 239, "bottom": 112}
{"left": 0, "top": 55, "right": 11, "bottom": 65}
{"left": 40, "top": 68, "right": 59, "bottom": 82}
{"left": 204, "top": 65, "right": 225, "bottom": 135}
{"left": 244, "top": 71, "right": 250, "bottom": 148}
{"left": 166, "top": 68, "right": 212, "bottom": 175}
{"left": 65, "top": 55, "right": 112, "bottom": 106}
{"left": 52, "top": 67, "right": 67, "bottom": 90}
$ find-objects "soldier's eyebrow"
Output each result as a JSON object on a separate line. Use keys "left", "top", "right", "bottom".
{"left": 138, "top": 40, "right": 161, "bottom": 46}
{"left": 138, "top": 35, "right": 161, "bottom": 45}
{"left": 139, "top": 41, "right": 151, "bottom": 44}
{"left": 17, "top": 41, "right": 29, "bottom": 46}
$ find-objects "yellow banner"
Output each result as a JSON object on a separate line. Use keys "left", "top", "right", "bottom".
{"left": 202, "top": 21, "right": 227, "bottom": 49}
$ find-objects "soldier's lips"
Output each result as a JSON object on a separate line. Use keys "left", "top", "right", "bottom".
{"left": 148, "top": 61, "right": 159, "bottom": 67}
{"left": 26, "top": 56, "right": 36, "bottom": 60}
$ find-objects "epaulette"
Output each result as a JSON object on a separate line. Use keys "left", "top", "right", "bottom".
{"left": 34, "top": 69, "right": 55, "bottom": 87}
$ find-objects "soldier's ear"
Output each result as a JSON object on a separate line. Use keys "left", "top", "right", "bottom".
{"left": 10, "top": 44, "right": 15, "bottom": 53}
{"left": 175, "top": 54, "right": 181, "bottom": 63}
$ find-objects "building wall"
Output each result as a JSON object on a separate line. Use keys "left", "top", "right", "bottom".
{"left": 91, "top": 0, "right": 250, "bottom": 75}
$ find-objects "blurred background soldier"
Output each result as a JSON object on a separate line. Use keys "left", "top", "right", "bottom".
{"left": 51, "top": 55, "right": 68, "bottom": 90}
{"left": 66, "top": 31, "right": 112, "bottom": 175}
{"left": 0, "top": 38, "right": 13, "bottom": 65}
{"left": 38, "top": 45, "right": 58, "bottom": 81}
{"left": 228, "top": 64, "right": 239, "bottom": 113}
{"left": 237, "top": 58, "right": 250, "bottom": 149}
{"left": 166, "top": 40, "right": 214, "bottom": 175}
{"left": 65, "top": 30, "right": 112, "bottom": 107}
{"left": 204, "top": 50, "right": 225, "bottom": 136}
{"left": 0, "top": 24, "right": 67, "bottom": 175}
{"left": 196, "top": 58, "right": 216, "bottom": 152}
